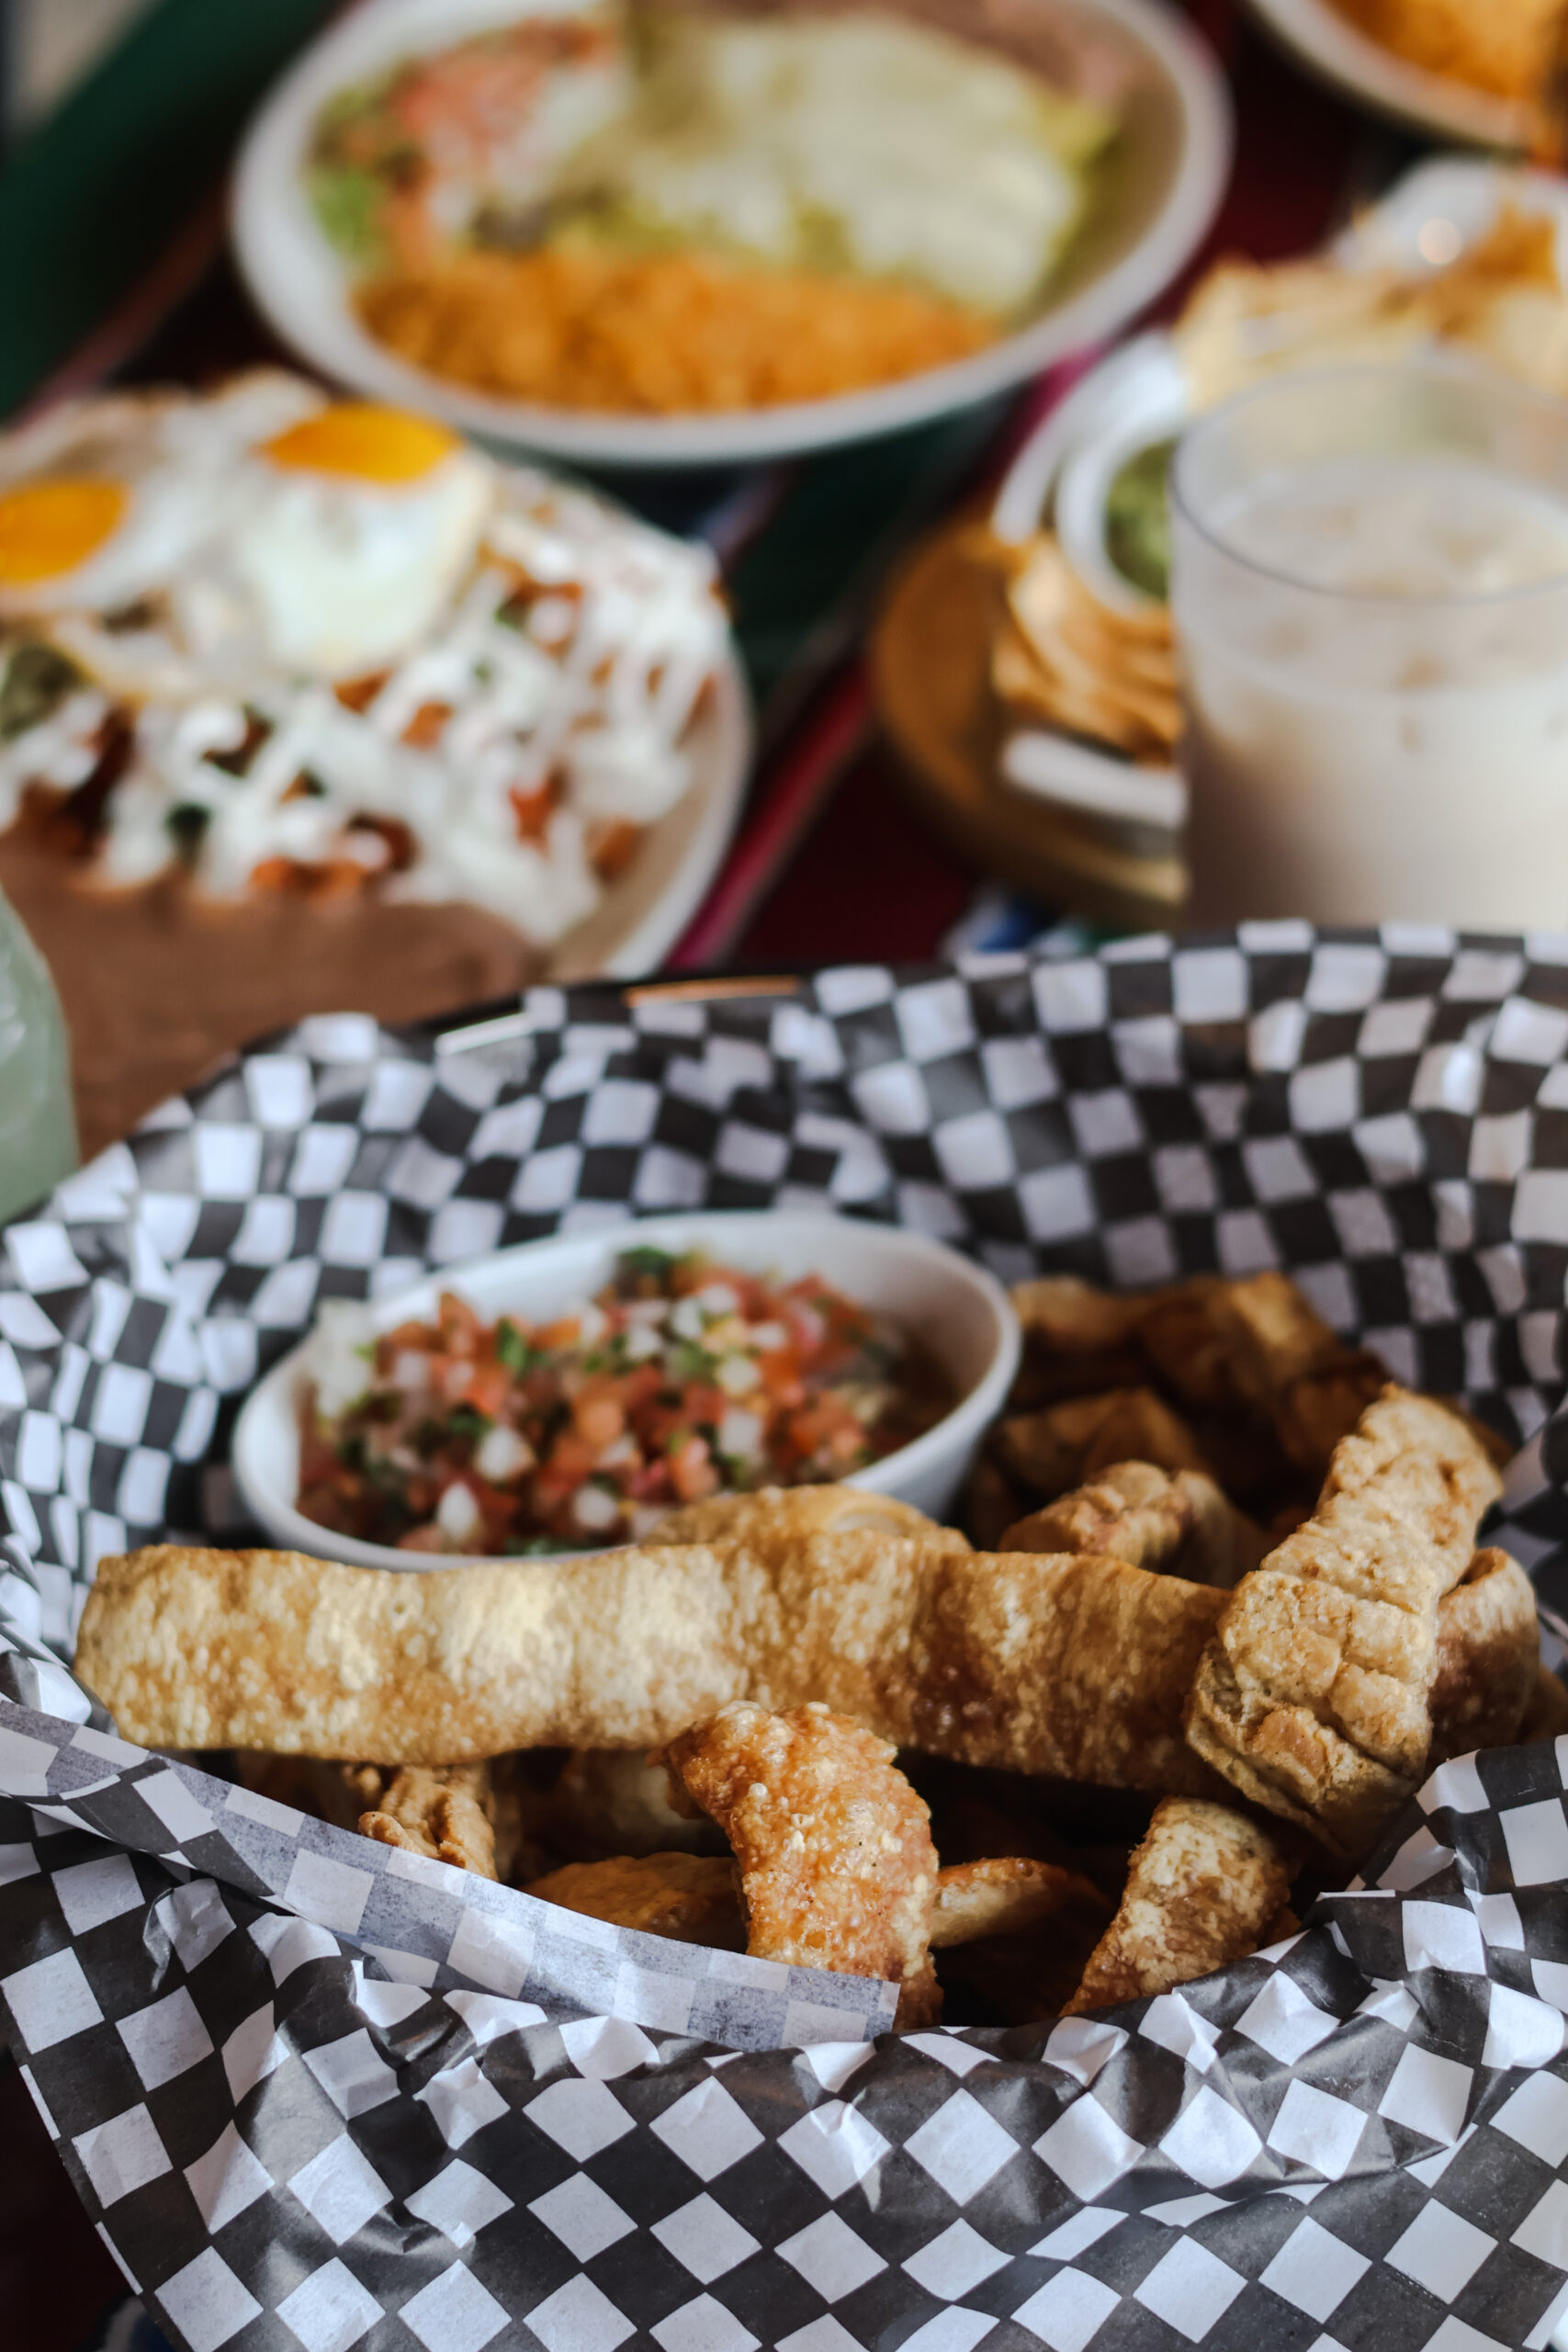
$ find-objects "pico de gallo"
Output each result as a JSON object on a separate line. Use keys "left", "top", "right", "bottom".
{"left": 296, "top": 1247, "right": 952, "bottom": 1554}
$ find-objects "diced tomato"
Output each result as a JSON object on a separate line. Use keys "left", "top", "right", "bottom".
{"left": 572, "top": 1381, "right": 625, "bottom": 1450}
{"left": 463, "top": 1360, "right": 513, "bottom": 1419}
{"left": 669, "top": 1433, "right": 718, "bottom": 1502}
{"left": 757, "top": 1349, "right": 804, "bottom": 1407}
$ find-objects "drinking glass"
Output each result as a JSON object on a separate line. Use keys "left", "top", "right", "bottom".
{"left": 1170, "top": 357, "right": 1568, "bottom": 928}
{"left": 0, "top": 888, "right": 76, "bottom": 1226}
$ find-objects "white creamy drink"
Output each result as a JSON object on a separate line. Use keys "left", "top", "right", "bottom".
{"left": 1173, "top": 377, "right": 1568, "bottom": 929}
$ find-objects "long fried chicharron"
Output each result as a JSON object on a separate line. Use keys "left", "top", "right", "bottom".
{"left": 75, "top": 1526, "right": 1228, "bottom": 1792}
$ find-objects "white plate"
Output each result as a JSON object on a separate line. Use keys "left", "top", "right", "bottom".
{"left": 232, "top": 0, "right": 1233, "bottom": 469}
{"left": 1243, "top": 0, "right": 1531, "bottom": 149}
{"left": 232, "top": 1211, "right": 1022, "bottom": 1567}
{"left": 547, "top": 650, "right": 749, "bottom": 981}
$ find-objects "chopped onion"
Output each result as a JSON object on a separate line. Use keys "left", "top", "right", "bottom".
{"left": 573, "top": 1482, "right": 622, "bottom": 1532}
{"left": 716, "top": 1353, "right": 761, "bottom": 1397}
{"left": 473, "top": 1425, "right": 534, "bottom": 1483}
{"left": 436, "top": 1482, "right": 481, "bottom": 1544}
{"left": 670, "top": 1296, "right": 705, "bottom": 1341}
{"left": 697, "top": 1283, "right": 739, "bottom": 1317}
{"left": 718, "top": 1408, "right": 764, "bottom": 1462}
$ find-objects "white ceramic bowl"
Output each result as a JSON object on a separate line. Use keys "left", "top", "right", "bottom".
{"left": 231, "top": 0, "right": 1233, "bottom": 469}
{"left": 1242, "top": 0, "right": 1530, "bottom": 150}
{"left": 231, "top": 1211, "right": 1021, "bottom": 1568}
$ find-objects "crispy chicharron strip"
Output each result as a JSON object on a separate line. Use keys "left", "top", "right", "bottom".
{"left": 1184, "top": 1386, "right": 1504, "bottom": 1859}
{"left": 660, "top": 1702, "right": 942, "bottom": 2026}
{"left": 76, "top": 1531, "right": 1233, "bottom": 1792}
{"left": 1064, "top": 1797, "right": 1293, "bottom": 2014}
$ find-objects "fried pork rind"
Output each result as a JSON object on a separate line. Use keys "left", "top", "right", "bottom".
{"left": 77, "top": 1532, "right": 1228, "bottom": 1793}
{"left": 1002, "top": 1461, "right": 1266, "bottom": 1589}
{"left": 1064, "top": 1796, "right": 1294, "bottom": 2013}
{"left": 649, "top": 1486, "right": 944, "bottom": 1554}
{"left": 1184, "top": 1387, "right": 1504, "bottom": 1860}
{"left": 660, "top": 1702, "right": 942, "bottom": 2026}
{"left": 1003, "top": 1272, "right": 1386, "bottom": 1495}
{"left": 930, "top": 1856, "right": 1111, "bottom": 1949}
{"left": 1522, "top": 1665, "right": 1568, "bottom": 1746}
{"left": 525, "top": 1853, "right": 744, "bottom": 1947}
{"left": 359, "top": 1765, "right": 498, "bottom": 1878}
{"left": 997, "top": 1387, "right": 1213, "bottom": 1496}
{"left": 1429, "top": 1549, "right": 1539, "bottom": 1761}
{"left": 1207, "top": 1272, "right": 1387, "bottom": 1480}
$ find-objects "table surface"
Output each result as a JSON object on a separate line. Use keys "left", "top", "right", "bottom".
{"left": 0, "top": 1, "right": 1434, "bottom": 2337}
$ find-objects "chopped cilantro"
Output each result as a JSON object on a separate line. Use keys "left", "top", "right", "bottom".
{"left": 495, "top": 1317, "right": 530, "bottom": 1373}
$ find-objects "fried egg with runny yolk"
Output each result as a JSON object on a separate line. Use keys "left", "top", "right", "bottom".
{"left": 229, "top": 400, "right": 492, "bottom": 677}
{"left": 0, "top": 455, "right": 218, "bottom": 619}
{"left": 0, "top": 381, "right": 494, "bottom": 687}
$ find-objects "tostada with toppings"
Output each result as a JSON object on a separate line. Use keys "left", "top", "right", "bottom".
{"left": 0, "top": 370, "right": 739, "bottom": 1151}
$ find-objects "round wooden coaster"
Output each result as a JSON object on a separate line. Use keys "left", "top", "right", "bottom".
{"left": 870, "top": 520, "right": 1187, "bottom": 933}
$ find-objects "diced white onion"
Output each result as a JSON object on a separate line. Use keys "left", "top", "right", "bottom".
{"left": 748, "top": 1321, "right": 787, "bottom": 1351}
{"left": 578, "top": 1301, "right": 608, "bottom": 1346}
{"left": 436, "top": 1482, "right": 482, "bottom": 1544}
{"left": 573, "top": 1482, "right": 622, "bottom": 1532}
{"left": 671, "top": 1296, "right": 705, "bottom": 1341}
{"left": 716, "top": 1354, "right": 761, "bottom": 1397}
{"left": 718, "top": 1408, "right": 764, "bottom": 1461}
{"left": 473, "top": 1425, "right": 534, "bottom": 1483}
{"left": 392, "top": 1349, "right": 432, "bottom": 1395}
{"left": 697, "top": 1283, "right": 739, "bottom": 1317}
{"left": 622, "top": 1323, "right": 663, "bottom": 1362}
{"left": 305, "top": 1301, "right": 377, "bottom": 1417}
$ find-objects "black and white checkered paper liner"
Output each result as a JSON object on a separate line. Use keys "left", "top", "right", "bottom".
{"left": 5, "top": 927, "right": 1568, "bottom": 2351}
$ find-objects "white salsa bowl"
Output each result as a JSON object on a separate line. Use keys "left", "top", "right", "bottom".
{"left": 231, "top": 1210, "right": 1022, "bottom": 1568}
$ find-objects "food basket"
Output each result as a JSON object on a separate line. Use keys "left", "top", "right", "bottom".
{"left": 2, "top": 930, "right": 1568, "bottom": 2352}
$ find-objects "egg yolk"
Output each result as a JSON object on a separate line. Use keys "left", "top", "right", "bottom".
{"left": 0, "top": 478, "right": 128, "bottom": 585}
{"left": 261, "top": 402, "right": 460, "bottom": 484}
